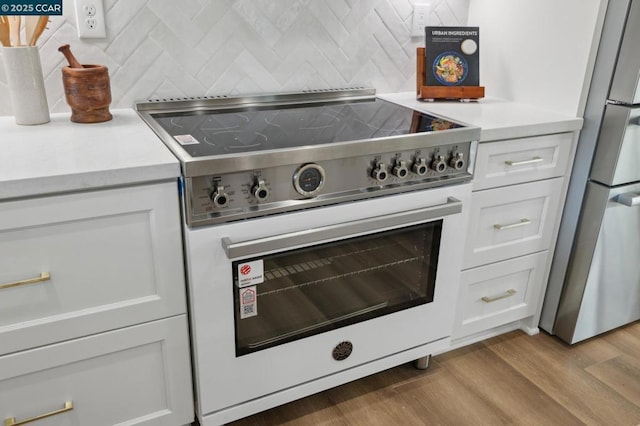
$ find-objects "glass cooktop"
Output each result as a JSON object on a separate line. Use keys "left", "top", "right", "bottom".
{"left": 150, "top": 98, "right": 462, "bottom": 158}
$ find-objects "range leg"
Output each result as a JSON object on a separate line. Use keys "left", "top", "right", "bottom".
{"left": 413, "top": 355, "right": 430, "bottom": 370}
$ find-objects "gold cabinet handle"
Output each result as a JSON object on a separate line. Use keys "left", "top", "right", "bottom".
{"left": 493, "top": 218, "right": 531, "bottom": 230}
{"left": 504, "top": 156, "right": 543, "bottom": 166}
{"left": 0, "top": 272, "right": 51, "bottom": 291}
{"left": 5, "top": 401, "right": 73, "bottom": 426}
{"left": 481, "top": 289, "right": 517, "bottom": 303}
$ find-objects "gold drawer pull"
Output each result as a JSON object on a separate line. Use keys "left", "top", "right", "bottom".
{"left": 481, "top": 289, "right": 517, "bottom": 303}
{"left": 5, "top": 401, "right": 73, "bottom": 426}
{"left": 493, "top": 218, "right": 531, "bottom": 230}
{"left": 505, "top": 156, "right": 543, "bottom": 166}
{"left": 0, "top": 272, "right": 51, "bottom": 291}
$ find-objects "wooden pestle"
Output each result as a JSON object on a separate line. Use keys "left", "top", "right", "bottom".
{"left": 58, "top": 44, "right": 83, "bottom": 68}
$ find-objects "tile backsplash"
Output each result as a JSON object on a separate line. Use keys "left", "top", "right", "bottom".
{"left": 0, "top": 0, "right": 468, "bottom": 116}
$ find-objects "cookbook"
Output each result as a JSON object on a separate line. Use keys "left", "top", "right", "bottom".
{"left": 424, "top": 26, "right": 479, "bottom": 87}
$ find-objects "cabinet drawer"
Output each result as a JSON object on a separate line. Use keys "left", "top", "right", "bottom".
{"left": 453, "top": 251, "right": 548, "bottom": 339}
{"left": 0, "top": 315, "right": 193, "bottom": 426}
{"left": 0, "top": 182, "right": 186, "bottom": 356}
{"left": 473, "top": 133, "right": 573, "bottom": 191}
{"left": 463, "top": 178, "right": 563, "bottom": 269}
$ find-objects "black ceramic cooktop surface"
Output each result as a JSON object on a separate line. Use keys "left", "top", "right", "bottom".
{"left": 151, "top": 98, "right": 462, "bottom": 157}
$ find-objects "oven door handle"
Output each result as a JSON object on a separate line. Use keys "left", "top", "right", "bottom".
{"left": 222, "top": 196, "right": 462, "bottom": 259}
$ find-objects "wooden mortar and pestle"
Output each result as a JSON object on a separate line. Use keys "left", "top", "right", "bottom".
{"left": 59, "top": 44, "right": 112, "bottom": 123}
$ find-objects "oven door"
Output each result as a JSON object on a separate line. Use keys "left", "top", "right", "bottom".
{"left": 184, "top": 184, "right": 470, "bottom": 419}
{"left": 226, "top": 214, "right": 444, "bottom": 357}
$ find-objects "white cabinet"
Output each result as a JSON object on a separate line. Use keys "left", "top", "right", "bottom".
{"left": 472, "top": 133, "right": 573, "bottom": 191}
{"left": 456, "top": 252, "right": 548, "bottom": 338}
{"left": 453, "top": 133, "right": 576, "bottom": 343}
{"left": 0, "top": 183, "right": 187, "bottom": 355}
{"left": 0, "top": 316, "right": 192, "bottom": 426}
{"left": 0, "top": 182, "right": 193, "bottom": 425}
{"left": 463, "top": 178, "right": 563, "bottom": 269}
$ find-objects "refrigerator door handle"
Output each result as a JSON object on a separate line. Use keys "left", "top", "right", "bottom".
{"left": 615, "top": 192, "right": 640, "bottom": 206}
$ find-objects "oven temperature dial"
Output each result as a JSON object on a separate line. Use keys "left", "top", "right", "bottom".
{"left": 431, "top": 155, "right": 447, "bottom": 173}
{"left": 293, "top": 163, "right": 325, "bottom": 197}
{"left": 251, "top": 179, "right": 269, "bottom": 200}
{"left": 210, "top": 184, "right": 229, "bottom": 208}
{"left": 450, "top": 152, "right": 466, "bottom": 170}
{"left": 412, "top": 158, "right": 428, "bottom": 176}
{"left": 392, "top": 160, "right": 409, "bottom": 178}
{"left": 371, "top": 162, "right": 388, "bottom": 182}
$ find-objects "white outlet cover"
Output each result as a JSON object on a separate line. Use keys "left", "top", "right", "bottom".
{"left": 411, "top": 3, "right": 431, "bottom": 37}
{"left": 74, "top": 0, "right": 106, "bottom": 38}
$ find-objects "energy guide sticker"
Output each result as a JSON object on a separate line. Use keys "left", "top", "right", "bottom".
{"left": 237, "top": 260, "right": 264, "bottom": 287}
{"left": 239, "top": 286, "right": 257, "bottom": 319}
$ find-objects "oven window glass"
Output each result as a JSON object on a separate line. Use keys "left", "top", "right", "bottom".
{"left": 232, "top": 220, "right": 442, "bottom": 356}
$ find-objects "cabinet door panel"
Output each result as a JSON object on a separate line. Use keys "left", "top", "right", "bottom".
{"left": 0, "top": 316, "right": 193, "bottom": 426}
{"left": 454, "top": 251, "right": 548, "bottom": 339}
{"left": 473, "top": 133, "right": 573, "bottom": 191}
{"left": 0, "top": 182, "right": 186, "bottom": 355}
{"left": 463, "top": 178, "right": 562, "bottom": 269}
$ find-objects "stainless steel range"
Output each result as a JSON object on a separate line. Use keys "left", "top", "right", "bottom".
{"left": 136, "top": 88, "right": 480, "bottom": 425}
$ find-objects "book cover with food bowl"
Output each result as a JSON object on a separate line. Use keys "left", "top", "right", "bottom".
{"left": 424, "top": 26, "right": 479, "bottom": 87}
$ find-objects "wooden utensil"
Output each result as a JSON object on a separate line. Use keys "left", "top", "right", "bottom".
{"left": 27, "top": 15, "right": 48, "bottom": 46}
{"left": 0, "top": 16, "right": 10, "bottom": 47}
{"left": 25, "top": 16, "right": 37, "bottom": 45}
{"left": 58, "top": 44, "right": 83, "bottom": 68}
{"left": 8, "top": 15, "right": 20, "bottom": 46}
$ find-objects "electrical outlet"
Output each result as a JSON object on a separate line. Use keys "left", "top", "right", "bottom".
{"left": 411, "top": 3, "right": 431, "bottom": 37}
{"left": 74, "top": 0, "right": 106, "bottom": 38}
{"left": 84, "top": 4, "right": 96, "bottom": 16}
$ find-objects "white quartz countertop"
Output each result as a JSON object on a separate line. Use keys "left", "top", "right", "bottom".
{"left": 379, "top": 93, "right": 584, "bottom": 142}
{"left": 0, "top": 109, "right": 180, "bottom": 201}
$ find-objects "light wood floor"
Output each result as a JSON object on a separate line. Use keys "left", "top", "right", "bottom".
{"left": 230, "top": 321, "right": 640, "bottom": 425}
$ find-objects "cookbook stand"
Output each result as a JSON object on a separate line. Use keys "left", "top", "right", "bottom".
{"left": 416, "top": 47, "right": 485, "bottom": 102}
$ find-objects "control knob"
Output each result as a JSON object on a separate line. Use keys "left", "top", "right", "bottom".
{"left": 431, "top": 155, "right": 448, "bottom": 173}
{"left": 210, "top": 184, "right": 229, "bottom": 208}
{"left": 412, "top": 157, "right": 428, "bottom": 176}
{"left": 371, "top": 162, "right": 388, "bottom": 182}
{"left": 450, "top": 152, "right": 466, "bottom": 170}
{"left": 252, "top": 179, "right": 269, "bottom": 200}
{"left": 392, "top": 160, "right": 409, "bottom": 178}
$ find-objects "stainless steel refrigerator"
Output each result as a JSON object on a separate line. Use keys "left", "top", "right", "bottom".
{"left": 540, "top": 0, "right": 640, "bottom": 344}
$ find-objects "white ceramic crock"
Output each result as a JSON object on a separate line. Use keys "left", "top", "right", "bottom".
{"left": 1, "top": 46, "right": 50, "bottom": 125}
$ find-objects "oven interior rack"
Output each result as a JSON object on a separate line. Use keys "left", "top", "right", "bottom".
{"left": 260, "top": 256, "right": 422, "bottom": 297}
{"left": 416, "top": 47, "right": 485, "bottom": 101}
{"left": 260, "top": 240, "right": 422, "bottom": 297}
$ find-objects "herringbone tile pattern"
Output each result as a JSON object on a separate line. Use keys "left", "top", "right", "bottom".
{"left": 0, "top": 0, "right": 469, "bottom": 116}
